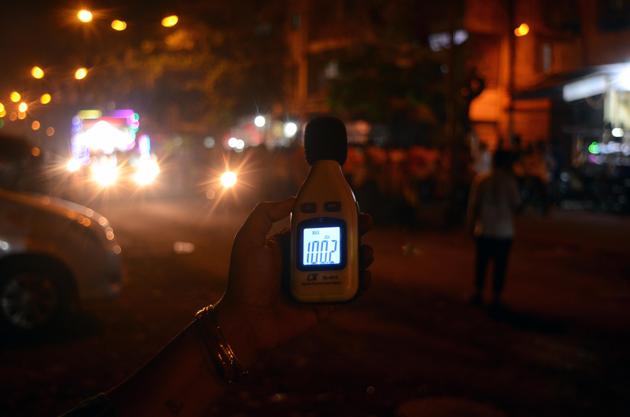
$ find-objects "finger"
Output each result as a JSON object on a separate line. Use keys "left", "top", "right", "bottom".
{"left": 360, "top": 244, "right": 374, "bottom": 269}
{"left": 237, "top": 198, "right": 295, "bottom": 248}
{"left": 359, "top": 212, "right": 373, "bottom": 236}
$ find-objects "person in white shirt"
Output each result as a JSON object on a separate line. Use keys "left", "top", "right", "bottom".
{"left": 467, "top": 150, "right": 521, "bottom": 307}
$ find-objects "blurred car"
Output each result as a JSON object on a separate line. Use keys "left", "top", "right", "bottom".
{"left": 0, "top": 188, "right": 122, "bottom": 331}
{"left": 0, "top": 134, "right": 46, "bottom": 194}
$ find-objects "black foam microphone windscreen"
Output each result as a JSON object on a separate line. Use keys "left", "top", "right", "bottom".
{"left": 303, "top": 116, "right": 347, "bottom": 166}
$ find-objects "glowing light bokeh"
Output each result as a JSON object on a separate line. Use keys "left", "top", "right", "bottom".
{"left": 133, "top": 157, "right": 161, "bottom": 186}
{"left": 18, "top": 102, "right": 28, "bottom": 113}
{"left": 220, "top": 171, "right": 237, "bottom": 188}
{"left": 77, "top": 9, "right": 93, "bottom": 23}
{"left": 77, "top": 120, "right": 135, "bottom": 154}
{"left": 66, "top": 158, "right": 81, "bottom": 173}
{"left": 31, "top": 66, "right": 45, "bottom": 79}
{"left": 40, "top": 93, "right": 52, "bottom": 105}
{"left": 75, "top": 67, "right": 88, "bottom": 80}
{"left": 615, "top": 64, "right": 630, "bottom": 91}
{"left": 90, "top": 157, "right": 119, "bottom": 187}
{"left": 161, "top": 15, "right": 179, "bottom": 28}
{"left": 514, "top": 23, "right": 530, "bottom": 37}
{"left": 283, "top": 121, "right": 298, "bottom": 138}
{"left": 111, "top": 19, "right": 127, "bottom": 31}
{"left": 254, "top": 115, "right": 266, "bottom": 127}
{"left": 10, "top": 92, "right": 21, "bottom": 103}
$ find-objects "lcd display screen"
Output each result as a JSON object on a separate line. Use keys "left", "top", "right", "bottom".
{"left": 302, "top": 226, "right": 341, "bottom": 266}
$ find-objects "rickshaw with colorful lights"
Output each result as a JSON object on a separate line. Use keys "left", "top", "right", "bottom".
{"left": 65, "top": 109, "right": 160, "bottom": 195}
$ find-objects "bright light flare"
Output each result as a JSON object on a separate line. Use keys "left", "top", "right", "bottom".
{"left": 133, "top": 157, "right": 161, "bottom": 186}
{"left": 514, "top": 23, "right": 530, "bottom": 37}
{"left": 18, "top": 102, "right": 28, "bottom": 113}
{"left": 66, "top": 158, "right": 81, "bottom": 173}
{"left": 227, "top": 137, "right": 245, "bottom": 150}
{"left": 111, "top": 19, "right": 127, "bottom": 31}
{"left": 10, "top": 92, "right": 21, "bottom": 103}
{"left": 161, "top": 15, "right": 179, "bottom": 28}
{"left": 75, "top": 67, "right": 88, "bottom": 80}
{"left": 284, "top": 121, "right": 298, "bottom": 138}
{"left": 254, "top": 115, "right": 266, "bottom": 127}
{"left": 220, "top": 171, "right": 237, "bottom": 189}
{"left": 77, "top": 9, "right": 93, "bottom": 23}
{"left": 615, "top": 64, "right": 630, "bottom": 91}
{"left": 90, "top": 158, "right": 119, "bottom": 187}
{"left": 31, "top": 66, "right": 45, "bottom": 79}
{"left": 40, "top": 93, "right": 52, "bottom": 105}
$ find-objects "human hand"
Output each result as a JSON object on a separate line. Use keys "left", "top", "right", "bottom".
{"left": 216, "top": 198, "right": 373, "bottom": 366}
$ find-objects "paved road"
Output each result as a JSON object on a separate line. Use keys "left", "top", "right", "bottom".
{"left": 1, "top": 198, "right": 629, "bottom": 417}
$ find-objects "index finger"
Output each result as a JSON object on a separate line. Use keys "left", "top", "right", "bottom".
{"left": 236, "top": 198, "right": 295, "bottom": 248}
{"left": 359, "top": 212, "right": 373, "bottom": 236}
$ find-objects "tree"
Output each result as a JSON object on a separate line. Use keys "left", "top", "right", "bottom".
{"left": 69, "top": 0, "right": 289, "bottom": 136}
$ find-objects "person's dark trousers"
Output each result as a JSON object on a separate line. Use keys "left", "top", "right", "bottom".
{"left": 475, "top": 236, "right": 513, "bottom": 299}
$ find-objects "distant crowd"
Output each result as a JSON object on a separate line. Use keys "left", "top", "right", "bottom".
{"left": 165, "top": 138, "right": 556, "bottom": 226}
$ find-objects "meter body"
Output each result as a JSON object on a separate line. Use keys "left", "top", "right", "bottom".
{"left": 290, "top": 117, "right": 360, "bottom": 303}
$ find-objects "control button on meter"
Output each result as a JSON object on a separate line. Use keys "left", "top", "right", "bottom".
{"left": 324, "top": 201, "right": 341, "bottom": 212}
{"left": 300, "top": 202, "right": 317, "bottom": 213}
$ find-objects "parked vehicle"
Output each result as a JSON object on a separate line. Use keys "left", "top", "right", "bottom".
{"left": 0, "top": 188, "right": 123, "bottom": 331}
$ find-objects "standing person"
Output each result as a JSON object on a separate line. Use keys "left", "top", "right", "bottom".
{"left": 467, "top": 151, "right": 521, "bottom": 308}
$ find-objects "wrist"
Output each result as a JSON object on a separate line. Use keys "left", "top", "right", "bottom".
{"left": 213, "top": 302, "right": 261, "bottom": 369}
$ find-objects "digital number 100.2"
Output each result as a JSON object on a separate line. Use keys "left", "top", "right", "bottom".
{"left": 306, "top": 239, "right": 338, "bottom": 265}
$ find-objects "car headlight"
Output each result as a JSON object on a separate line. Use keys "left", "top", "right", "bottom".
{"left": 219, "top": 170, "right": 237, "bottom": 189}
{"left": 91, "top": 158, "right": 119, "bottom": 187}
{"left": 66, "top": 158, "right": 81, "bottom": 173}
{"left": 133, "top": 157, "right": 160, "bottom": 186}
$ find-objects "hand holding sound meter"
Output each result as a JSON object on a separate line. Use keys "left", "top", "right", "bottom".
{"left": 290, "top": 117, "right": 359, "bottom": 303}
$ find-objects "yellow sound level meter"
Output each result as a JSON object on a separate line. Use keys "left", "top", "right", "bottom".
{"left": 290, "top": 117, "right": 359, "bottom": 303}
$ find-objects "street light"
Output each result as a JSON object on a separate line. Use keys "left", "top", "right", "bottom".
{"left": 10, "top": 91, "right": 21, "bottom": 103}
{"left": 31, "top": 66, "right": 45, "bottom": 79}
{"left": 161, "top": 15, "right": 179, "bottom": 28}
{"left": 514, "top": 23, "right": 530, "bottom": 37}
{"left": 111, "top": 19, "right": 127, "bottom": 31}
{"left": 18, "top": 102, "right": 28, "bottom": 113}
{"left": 77, "top": 9, "right": 93, "bottom": 23}
{"left": 254, "top": 115, "right": 266, "bottom": 127}
{"left": 40, "top": 93, "right": 52, "bottom": 105}
{"left": 75, "top": 67, "right": 88, "bottom": 80}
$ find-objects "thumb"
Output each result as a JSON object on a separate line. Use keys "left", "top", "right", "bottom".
{"left": 236, "top": 198, "right": 295, "bottom": 248}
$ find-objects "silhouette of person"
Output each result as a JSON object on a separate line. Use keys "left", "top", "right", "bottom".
{"left": 467, "top": 151, "right": 521, "bottom": 308}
